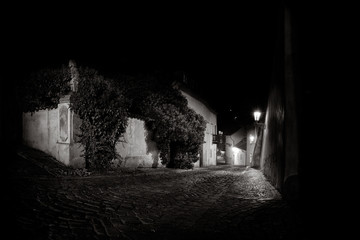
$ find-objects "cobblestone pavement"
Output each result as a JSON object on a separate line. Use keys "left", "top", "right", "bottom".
{"left": 5, "top": 147, "right": 304, "bottom": 240}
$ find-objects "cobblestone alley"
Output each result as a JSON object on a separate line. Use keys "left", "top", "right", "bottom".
{"left": 4, "top": 147, "right": 304, "bottom": 240}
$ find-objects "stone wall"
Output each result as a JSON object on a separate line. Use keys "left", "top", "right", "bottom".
{"left": 224, "top": 128, "right": 247, "bottom": 166}
{"left": 23, "top": 110, "right": 161, "bottom": 168}
{"left": 225, "top": 135, "right": 246, "bottom": 166}
{"left": 258, "top": 5, "right": 299, "bottom": 198}
{"left": 23, "top": 109, "right": 59, "bottom": 161}
{"left": 23, "top": 99, "right": 84, "bottom": 167}
{"left": 259, "top": 86, "right": 285, "bottom": 189}
{"left": 22, "top": 93, "right": 214, "bottom": 169}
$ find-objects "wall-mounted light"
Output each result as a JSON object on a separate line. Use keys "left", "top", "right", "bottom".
{"left": 253, "top": 110, "right": 261, "bottom": 122}
{"left": 249, "top": 135, "right": 255, "bottom": 144}
{"left": 253, "top": 110, "right": 266, "bottom": 135}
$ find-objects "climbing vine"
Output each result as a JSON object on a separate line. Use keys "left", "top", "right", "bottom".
{"left": 70, "top": 67, "right": 129, "bottom": 170}
{"left": 20, "top": 63, "right": 206, "bottom": 170}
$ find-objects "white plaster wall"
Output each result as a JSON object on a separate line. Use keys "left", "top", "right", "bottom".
{"left": 205, "top": 126, "right": 217, "bottom": 166}
{"left": 57, "top": 143, "right": 70, "bottom": 165}
{"left": 23, "top": 108, "right": 60, "bottom": 161}
{"left": 230, "top": 128, "right": 246, "bottom": 146}
{"left": 246, "top": 129, "right": 256, "bottom": 166}
{"left": 181, "top": 91, "right": 217, "bottom": 125}
{"left": 116, "top": 118, "right": 160, "bottom": 168}
{"left": 181, "top": 90, "right": 217, "bottom": 167}
{"left": 233, "top": 149, "right": 246, "bottom": 165}
{"left": 23, "top": 106, "right": 72, "bottom": 166}
{"left": 23, "top": 110, "right": 49, "bottom": 154}
{"left": 23, "top": 111, "right": 161, "bottom": 168}
{"left": 210, "top": 142, "right": 217, "bottom": 165}
{"left": 233, "top": 150, "right": 240, "bottom": 165}
{"left": 23, "top": 103, "right": 212, "bottom": 169}
{"left": 48, "top": 108, "right": 59, "bottom": 160}
{"left": 225, "top": 136, "right": 234, "bottom": 165}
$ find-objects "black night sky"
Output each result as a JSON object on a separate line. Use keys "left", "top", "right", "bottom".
{"left": 5, "top": 2, "right": 289, "bottom": 134}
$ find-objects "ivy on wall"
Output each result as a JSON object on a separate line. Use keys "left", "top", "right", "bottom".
{"left": 70, "top": 67, "right": 130, "bottom": 170}
{"left": 20, "top": 64, "right": 206, "bottom": 170}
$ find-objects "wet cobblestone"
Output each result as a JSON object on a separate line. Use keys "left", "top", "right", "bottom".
{"left": 6, "top": 148, "right": 304, "bottom": 239}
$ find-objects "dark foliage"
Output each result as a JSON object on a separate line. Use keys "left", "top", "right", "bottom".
{"left": 19, "top": 65, "right": 206, "bottom": 170}
{"left": 130, "top": 77, "right": 206, "bottom": 169}
{"left": 20, "top": 66, "right": 71, "bottom": 113}
{"left": 70, "top": 67, "right": 129, "bottom": 170}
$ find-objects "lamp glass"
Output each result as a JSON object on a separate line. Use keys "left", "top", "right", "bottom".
{"left": 254, "top": 111, "right": 261, "bottom": 121}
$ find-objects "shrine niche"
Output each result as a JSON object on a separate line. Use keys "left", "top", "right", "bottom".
{"left": 72, "top": 112, "right": 82, "bottom": 142}
{"left": 59, "top": 105, "right": 69, "bottom": 142}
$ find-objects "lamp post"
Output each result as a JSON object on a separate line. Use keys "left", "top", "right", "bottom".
{"left": 253, "top": 110, "right": 261, "bottom": 137}
{"left": 251, "top": 110, "right": 265, "bottom": 168}
{"left": 253, "top": 110, "right": 261, "bottom": 122}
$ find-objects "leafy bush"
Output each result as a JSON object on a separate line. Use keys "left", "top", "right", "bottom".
{"left": 70, "top": 67, "right": 129, "bottom": 170}
{"left": 133, "top": 78, "right": 206, "bottom": 169}
{"left": 20, "top": 65, "right": 71, "bottom": 113}
{"left": 20, "top": 63, "right": 206, "bottom": 170}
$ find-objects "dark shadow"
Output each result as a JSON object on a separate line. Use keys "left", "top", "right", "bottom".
{"left": 282, "top": 174, "right": 299, "bottom": 201}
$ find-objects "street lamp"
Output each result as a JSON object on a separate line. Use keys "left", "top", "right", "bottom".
{"left": 251, "top": 110, "right": 265, "bottom": 168}
{"left": 253, "top": 110, "right": 261, "bottom": 122}
{"left": 253, "top": 110, "right": 265, "bottom": 137}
